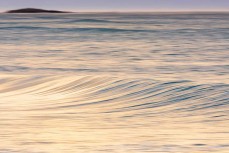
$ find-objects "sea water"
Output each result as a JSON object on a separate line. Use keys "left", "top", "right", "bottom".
{"left": 0, "top": 13, "right": 228, "bottom": 153}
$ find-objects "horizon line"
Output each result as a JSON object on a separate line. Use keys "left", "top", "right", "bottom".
{"left": 1, "top": 10, "right": 229, "bottom": 14}
{"left": 1, "top": 8, "right": 229, "bottom": 13}
{"left": 1, "top": 11, "right": 229, "bottom": 14}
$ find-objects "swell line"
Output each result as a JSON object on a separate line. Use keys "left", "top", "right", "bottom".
{"left": 0, "top": 75, "right": 228, "bottom": 120}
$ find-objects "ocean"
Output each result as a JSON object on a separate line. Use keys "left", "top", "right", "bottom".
{"left": 0, "top": 13, "right": 228, "bottom": 153}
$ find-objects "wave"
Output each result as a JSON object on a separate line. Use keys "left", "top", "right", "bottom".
{"left": 66, "top": 19, "right": 119, "bottom": 23}
{"left": 0, "top": 66, "right": 97, "bottom": 72}
{"left": 0, "top": 26, "right": 152, "bottom": 33}
{"left": 67, "top": 27, "right": 152, "bottom": 33}
{"left": 0, "top": 75, "right": 228, "bottom": 120}
{"left": 2, "top": 25, "right": 228, "bottom": 34}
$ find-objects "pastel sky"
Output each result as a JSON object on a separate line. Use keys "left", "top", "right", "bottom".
{"left": 0, "top": 0, "right": 229, "bottom": 12}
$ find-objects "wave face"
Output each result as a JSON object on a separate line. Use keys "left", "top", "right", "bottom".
{"left": 0, "top": 75, "right": 228, "bottom": 153}
{"left": 0, "top": 13, "right": 229, "bottom": 153}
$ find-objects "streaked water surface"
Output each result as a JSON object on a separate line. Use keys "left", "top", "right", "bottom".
{"left": 0, "top": 13, "right": 228, "bottom": 153}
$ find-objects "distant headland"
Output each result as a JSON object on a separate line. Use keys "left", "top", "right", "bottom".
{"left": 5, "top": 8, "right": 70, "bottom": 13}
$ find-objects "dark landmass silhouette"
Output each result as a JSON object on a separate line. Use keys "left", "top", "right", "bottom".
{"left": 6, "top": 8, "right": 70, "bottom": 13}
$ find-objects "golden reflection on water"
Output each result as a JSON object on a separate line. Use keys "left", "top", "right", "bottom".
{"left": 0, "top": 75, "right": 228, "bottom": 152}
{"left": 1, "top": 110, "right": 229, "bottom": 153}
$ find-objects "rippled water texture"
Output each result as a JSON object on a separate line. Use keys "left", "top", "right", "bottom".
{"left": 0, "top": 13, "right": 229, "bottom": 153}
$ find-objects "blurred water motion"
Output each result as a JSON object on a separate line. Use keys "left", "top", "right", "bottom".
{"left": 0, "top": 13, "right": 228, "bottom": 153}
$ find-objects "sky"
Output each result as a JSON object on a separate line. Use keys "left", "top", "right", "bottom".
{"left": 0, "top": 0, "right": 229, "bottom": 12}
